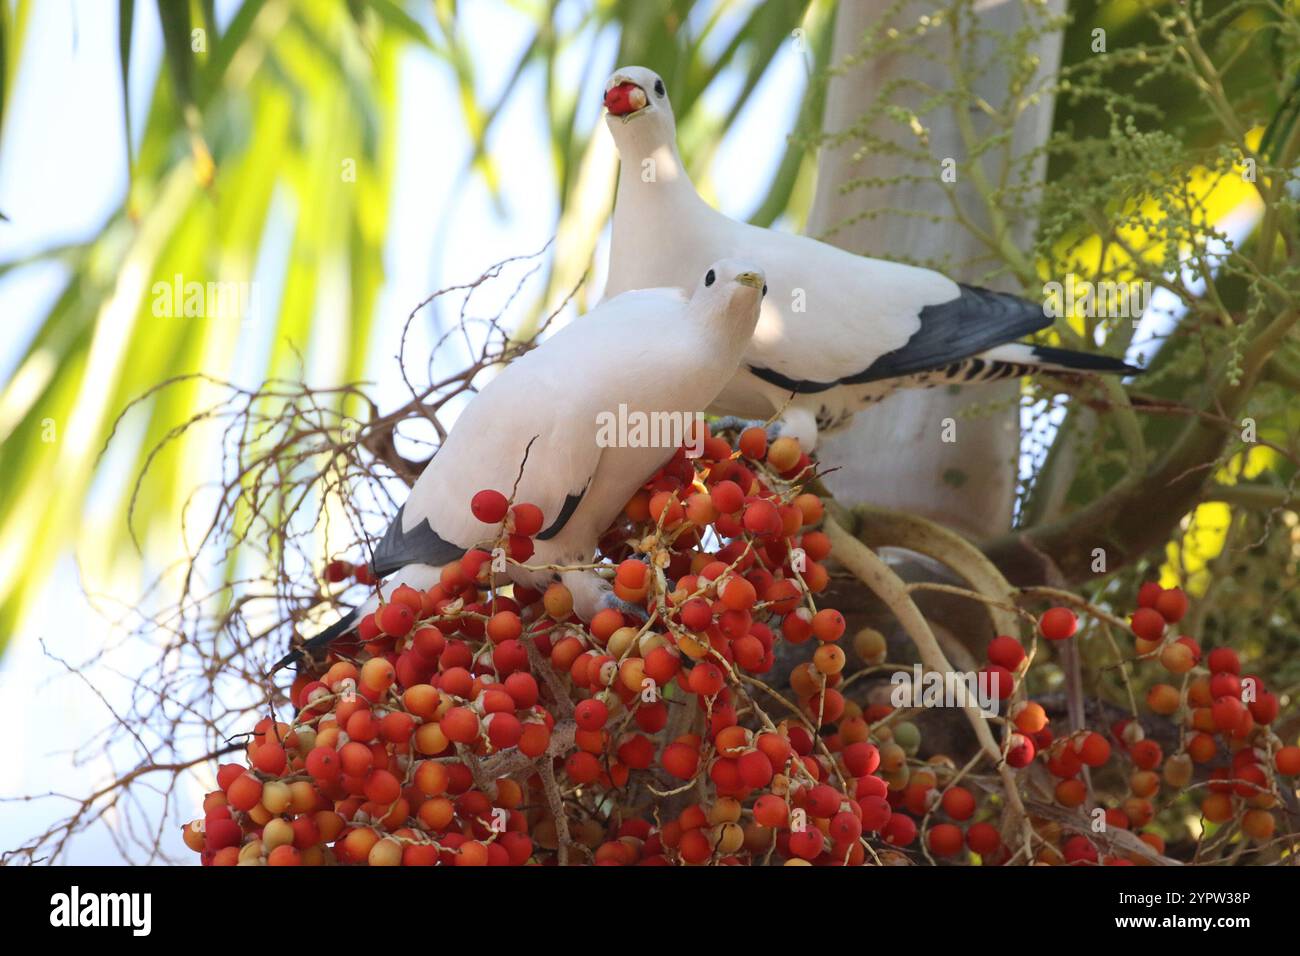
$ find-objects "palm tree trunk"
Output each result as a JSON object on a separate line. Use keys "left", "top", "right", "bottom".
{"left": 805, "top": 0, "right": 1065, "bottom": 540}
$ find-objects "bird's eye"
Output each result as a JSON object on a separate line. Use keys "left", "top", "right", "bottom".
{"left": 762, "top": 284, "right": 768, "bottom": 297}
{"left": 654, "top": 79, "right": 665, "bottom": 97}
{"left": 704, "top": 269, "right": 716, "bottom": 287}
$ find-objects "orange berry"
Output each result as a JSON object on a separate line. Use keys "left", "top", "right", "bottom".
{"left": 1187, "top": 732, "right": 1217, "bottom": 764}
{"left": 792, "top": 493, "right": 823, "bottom": 525}
{"left": 812, "top": 643, "right": 846, "bottom": 676}
{"left": 767, "top": 437, "right": 801, "bottom": 472}
{"left": 1201, "top": 792, "right": 1234, "bottom": 824}
{"left": 685, "top": 492, "right": 717, "bottom": 527}
{"left": 1159, "top": 641, "right": 1195, "bottom": 675}
{"left": 1055, "top": 778, "right": 1087, "bottom": 808}
{"left": 368, "top": 837, "right": 403, "bottom": 866}
{"left": 811, "top": 608, "right": 845, "bottom": 642}
{"left": 226, "top": 773, "right": 263, "bottom": 812}
{"left": 1146, "top": 683, "right": 1181, "bottom": 715}
{"left": 1076, "top": 732, "right": 1111, "bottom": 767}
{"left": 486, "top": 610, "right": 522, "bottom": 643}
{"left": 414, "top": 760, "right": 448, "bottom": 796}
{"left": 543, "top": 583, "right": 574, "bottom": 619}
{"left": 1242, "top": 808, "right": 1275, "bottom": 841}
{"left": 360, "top": 657, "right": 395, "bottom": 693}
{"left": 1012, "top": 701, "right": 1048, "bottom": 734}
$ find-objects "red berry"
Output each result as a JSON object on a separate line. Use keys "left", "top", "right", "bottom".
{"left": 1136, "top": 581, "right": 1163, "bottom": 609}
{"left": 306, "top": 746, "right": 340, "bottom": 782}
{"left": 1275, "top": 746, "right": 1300, "bottom": 776}
{"left": 441, "top": 707, "right": 480, "bottom": 744}
{"left": 742, "top": 499, "right": 781, "bottom": 537}
{"left": 928, "top": 823, "right": 964, "bottom": 857}
{"left": 719, "top": 576, "right": 757, "bottom": 612}
{"left": 986, "top": 635, "right": 1025, "bottom": 670}
{"left": 688, "top": 662, "right": 725, "bottom": 697}
{"left": 485, "top": 712, "right": 523, "bottom": 750}
{"left": 253, "top": 741, "right": 286, "bottom": 776}
{"left": 1039, "top": 607, "right": 1076, "bottom": 641}
{"left": 941, "top": 786, "right": 976, "bottom": 821}
{"left": 1063, "top": 835, "right": 1098, "bottom": 865}
{"left": 1130, "top": 739, "right": 1162, "bottom": 770}
{"left": 507, "top": 534, "right": 534, "bottom": 562}
{"left": 205, "top": 817, "right": 243, "bottom": 851}
{"left": 738, "top": 750, "right": 774, "bottom": 788}
{"left": 881, "top": 813, "right": 917, "bottom": 847}
{"left": 1211, "top": 696, "right": 1246, "bottom": 732}
{"left": 325, "top": 559, "right": 353, "bottom": 583}
{"left": 364, "top": 769, "right": 401, "bottom": 805}
{"left": 859, "top": 795, "right": 891, "bottom": 831}
{"left": 1207, "top": 647, "right": 1240, "bottom": 675}
{"left": 787, "top": 828, "right": 824, "bottom": 860}
{"left": 710, "top": 480, "right": 744, "bottom": 515}
{"left": 806, "top": 784, "right": 842, "bottom": 818}
{"left": 1154, "top": 587, "right": 1188, "bottom": 623}
{"left": 1130, "top": 607, "right": 1165, "bottom": 642}
{"left": 510, "top": 502, "right": 544, "bottom": 536}
{"left": 504, "top": 672, "right": 539, "bottom": 709}
{"left": 753, "top": 794, "right": 788, "bottom": 828}
{"left": 738, "top": 426, "right": 767, "bottom": 460}
{"left": 575, "top": 698, "right": 609, "bottom": 731}
{"left": 470, "top": 489, "right": 509, "bottom": 524}
{"left": 842, "top": 742, "right": 880, "bottom": 777}
{"left": 1077, "top": 731, "right": 1111, "bottom": 767}
{"left": 966, "top": 821, "right": 1000, "bottom": 856}
{"left": 662, "top": 743, "right": 699, "bottom": 780}
{"left": 980, "top": 664, "right": 1014, "bottom": 700}
{"left": 1250, "top": 691, "right": 1279, "bottom": 725}
{"left": 829, "top": 811, "right": 862, "bottom": 844}
{"left": 679, "top": 598, "right": 712, "bottom": 631}
{"left": 565, "top": 751, "right": 601, "bottom": 784}
{"left": 378, "top": 602, "right": 414, "bottom": 637}
{"left": 1006, "top": 734, "right": 1036, "bottom": 768}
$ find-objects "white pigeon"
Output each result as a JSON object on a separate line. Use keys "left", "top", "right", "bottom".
{"left": 275, "top": 258, "right": 766, "bottom": 671}
{"left": 601, "top": 66, "right": 1138, "bottom": 451}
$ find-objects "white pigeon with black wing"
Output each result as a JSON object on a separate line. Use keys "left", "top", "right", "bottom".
{"left": 601, "top": 66, "right": 1139, "bottom": 451}
{"left": 274, "top": 258, "right": 767, "bottom": 671}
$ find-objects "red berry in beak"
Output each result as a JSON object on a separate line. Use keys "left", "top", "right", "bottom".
{"left": 604, "top": 82, "right": 646, "bottom": 116}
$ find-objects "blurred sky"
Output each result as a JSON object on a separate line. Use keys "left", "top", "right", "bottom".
{"left": 0, "top": 0, "right": 805, "bottom": 863}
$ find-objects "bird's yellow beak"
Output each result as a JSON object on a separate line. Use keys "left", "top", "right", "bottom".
{"left": 735, "top": 272, "right": 763, "bottom": 289}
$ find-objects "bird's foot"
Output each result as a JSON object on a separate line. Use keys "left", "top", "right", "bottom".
{"left": 709, "top": 415, "right": 768, "bottom": 435}
{"left": 597, "top": 590, "right": 651, "bottom": 623}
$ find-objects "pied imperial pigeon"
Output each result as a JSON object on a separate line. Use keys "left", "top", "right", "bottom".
{"left": 274, "top": 259, "right": 766, "bottom": 671}
{"left": 601, "top": 66, "right": 1139, "bottom": 451}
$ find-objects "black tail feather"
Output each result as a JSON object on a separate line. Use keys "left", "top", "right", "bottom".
{"left": 269, "top": 606, "right": 359, "bottom": 677}
{"left": 1030, "top": 344, "right": 1142, "bottom": 376}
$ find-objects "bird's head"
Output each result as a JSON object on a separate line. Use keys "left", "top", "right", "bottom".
{"left": 603, "top": 66, "right": 675, "bottom": 144}
{"left": 691, "top": 258, "right": 767, "bottom": 336}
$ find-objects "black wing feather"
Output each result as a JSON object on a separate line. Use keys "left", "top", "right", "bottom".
{"left": 370, "top": 504, "right": 465, "bottom": 578}
{"left": 536, "top": 488, "right": 587, "bottom": 541}
{"left": 842, "top": 284, "right": 1051, "bottom": 384}
{"left": 748, "top": 284, "right": 1051, "bottom": 393}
